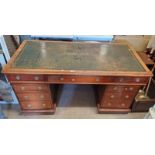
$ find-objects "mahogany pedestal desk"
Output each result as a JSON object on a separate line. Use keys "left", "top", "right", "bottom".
{"left": 2, "top": 40, "right": 152, "bottom": 114}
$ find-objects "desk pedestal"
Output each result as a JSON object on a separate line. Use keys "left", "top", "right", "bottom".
{"left": 97, "top": 85, "right": 141, "bottom": 113}
{"left": 12, "top": 83, "right": 56, "bottom": 114}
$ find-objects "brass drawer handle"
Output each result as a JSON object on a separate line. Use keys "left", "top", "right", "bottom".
{"left": 113, "top": 87, "right": 117, "bottom": 90}
{"left": 136, "top": 78, "right": 140, "bottom": 82}
{"left": 42, "top": 103, "right": 46, "bottom": 107}
{"left": 119, "top": 78, "right": 124, "bottom": 82}
{"left": 110, "top": 95, "right": 115, "bottom": 99}
{"left": 38, "top": 86, "right": 42, "bottom": 90}
{"left": 16, "top": 75, "right": 21, "bottom": 80}
{"left": 24, "top": 96, "right": 29, "bottom": 100}
{"left": 40, "top": 95, "right": 45, "bottom": 99}
{"left": 21, "top": 86, "right": 25, "bottom": 90}
{"left": 107, "top": 103, "right": 111, "bottom": 106}
{"left": 27, "top": 104, "right": 32, "bottom": 108}
{"left": 72, "top": 78, "right": 75, "bottom": 81}
{"left": 60, "top": 77, "right": 64, "bottom": 81}
{"left": 121, "top": 103, "right": 125, "bottom": 107}
{"left": 125, "top": 88, "right": 128, "bottom": 91}
{"left": 34, "top": 76, "right": 39, "bottom": 80}
{"left": 125, "top": 95, "right": 129, "bottom": 99}
{"left": 96, "top": 78, "right": 100, "bottom": 82}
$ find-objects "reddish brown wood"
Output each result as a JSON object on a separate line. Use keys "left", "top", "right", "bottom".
{"left": 8, "top": 74, "right": 45, "bottom": 81}
{"left": 97, "top": 104, "right": 131, "bottom": 114}
{"left": 20, "top": 100, "right": 53, "bottom": 110}
{"left": 12, "top": 84, "right": 49, "bottom": 92}
{"left": 16, "top": 92, "right": 52, "bottom": 101}
{"left": 20, "top": 104, "right": 56, "bottom": 115}
{"left": 97, "top": 85, "right": 141, "bottom": 112}
{"left": 2, "top": 40, "right": 153, "bottom": 114}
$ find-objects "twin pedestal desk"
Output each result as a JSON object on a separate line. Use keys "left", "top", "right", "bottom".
{"left": 2, "top": 40, "right": 152, "bottom": 114}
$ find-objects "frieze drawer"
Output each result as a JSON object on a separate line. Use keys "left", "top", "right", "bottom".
{"left": 7, "top": 74, "right": 45, "bottom": 81}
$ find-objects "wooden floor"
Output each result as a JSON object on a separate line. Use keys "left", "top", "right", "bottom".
{"left": 1, "top": 85, "right": 147, "bottom": 119}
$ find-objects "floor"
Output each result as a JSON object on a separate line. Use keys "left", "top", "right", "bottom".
{"left": 1, "top": 85, "right": 147, "bottom": 119}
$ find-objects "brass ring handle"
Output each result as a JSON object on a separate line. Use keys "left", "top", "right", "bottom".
{"left": 110, "top": 95, "right": 115, "bottom": 99}
{"left": 34, "top": 76, "right": 39, "bottom": 80}
{"left": 40, "top": 95, "right": 45, "bottom": 99}
{"left": 27, "top": 104, "right": 32, "bottom": 108}
{"left": 125, "top": 95, "right": 129, "bottom": 99}
{"left": 60, "top": 77, "right": 64, "bottom": 81}
{"left": 72, "top": 78, "right": 75, "bottom": 81}
{"left": 38, "top": 86, "right": 42, "bottom": 90}
{"left": 16, "top": 75, "right": 20, "bottom": 80}
{"left": 96, "top": 78, "right": 100, "bottom": 82}
{"left": 24, "top": 96, "right": 29, "bottom": 99}
{"left": 21, "top": 86, "right": 25, "bottom": 90}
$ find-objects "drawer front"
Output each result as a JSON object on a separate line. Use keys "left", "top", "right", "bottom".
{"left": 16, "top": 92, "right": 51, "bottom": 101}
{"left": 12, "top": 84, "right": 49, "bottom": 92}
{"left": 105, "top": 85, "right": 141, "bottom": 93}
{"left": 48, "top": 75, "right": 112, "bottom": 83}
{"left": 20, "top": 100, "right": 53, "bottom": 110}
{"left": 8, "top": 74, "right": 45, "bottom": 81}
{"left": 102, "top": 92, "right": 136, "bottom": 102}
{"left": 99, "top": 90, "right": 137, "bottom": 109}
{"left": 113, "top": 77, "right": 148, "bottom": 84}
{"left": 100, "top": 99, "right": 132, "bottom": 109}
{"left": 48, "top": 75, "right": 148, "bottom": 84}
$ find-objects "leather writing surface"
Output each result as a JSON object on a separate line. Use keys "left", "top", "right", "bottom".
{"left": 12, "top": 41, "right": 145, "bottom": 72}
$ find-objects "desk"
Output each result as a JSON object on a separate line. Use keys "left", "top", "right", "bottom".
{"left": 2, "top": 40, "right": 152, "bottom": 114}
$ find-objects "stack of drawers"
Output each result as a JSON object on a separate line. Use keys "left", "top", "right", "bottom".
{"left": 12, "top": 83, "right": 54, "bottom": 112}
{"left": 98, "top": 85, "right": 141, "bottom": 112}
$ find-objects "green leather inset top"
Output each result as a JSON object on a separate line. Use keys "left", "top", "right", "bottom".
{"left": 12, "top": 41, "right": 145, "bottom": 72}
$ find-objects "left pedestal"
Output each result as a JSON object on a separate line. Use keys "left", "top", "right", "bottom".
{"left": 12, "top": 83, "right": 56, "bottom": 115}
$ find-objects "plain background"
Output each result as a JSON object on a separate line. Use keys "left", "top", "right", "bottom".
{"left": 0, "top": 0, "right": 155, "bottom": 155}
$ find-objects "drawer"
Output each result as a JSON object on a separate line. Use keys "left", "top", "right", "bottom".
{"left": 8, "top": 74, "right": 45, "bottom": 81}
{"left": 105, "top": 85, "right": 141, "bottom": 93}
{"left": 113, "top": 77, "right": 148, "bottom": 84}
{"left": 16, "top": 92, "right": 52, "bottom": 101}
{"left": 20, "top": 100, "right": 53, "bottom": 110}
{"left": 102, "top": 92, "right": 136, "bottom": 101}
{"left": 48, "top": 75, "right": 112, "bottom": 83}
{"left": 100, "top": 99, "right": 132, "bottom": 109}
{"left": 100, "top": 91, "right": 137, "bottom": 109}
{"left": 48, "top": 75, "right": 148, "bottom": 84}
{"left": 12, "top": 84, "right": 49, "bottom": 92}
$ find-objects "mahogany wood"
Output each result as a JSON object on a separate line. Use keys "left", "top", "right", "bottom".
{"left": 2, "top": 40, "right": 152, "bottom": 114}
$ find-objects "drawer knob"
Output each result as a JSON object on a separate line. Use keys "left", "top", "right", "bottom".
{"left": 96, "top": 78, "right": 100, "bottom": 82}
{"left": 125, "top": 95, "right": 129, "bottom": 99}
{"left": 40, "top": 95, "right": 45, "bottom": 99}
{"left": 110, "top": 95, "right": 115, "bottom": 99}
{"left": 121, "top": 103, "right": 125, "bottom": 107}
{"left": 24, "top": 96, "right": 29, "bottom": 100}
{"left": 125, "top": 88, "right": 128, "bottom": 91}
{"left": 107, "top": 103, "right": 111, "bottom": 106}
{"left": 129, "top": 87, "right": 133, "bottom": 91}
{"left": 42, "top": 103, "right": 46, "bottom": 107}
{"left": 72, "top": 78, "right": 75, "bottom": 81}
{"left": 27, "top": 104, "right": 32, "bottom": 108}
{"left": 60, "top": 77, "right": 64, "bottom": 81}
{"left": 136, "top": 78, "right": 140, "bottom": 82}
{"left": 119, "top": 78, "right": 124, "bottom": 82}
{"left": 38, "top": 86, "right": 42, "bottom": 90}
{"left": 113, "top": 87, "right": 117, "bottom": 90}
{"left": 16, "top": 75, "right": 20, "bottom": 80}
{"left": 21, "top": 86, "right": 25, "bottom": 90}
{"left": 34, "top": 76, "right": 39, "bottom": 80}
